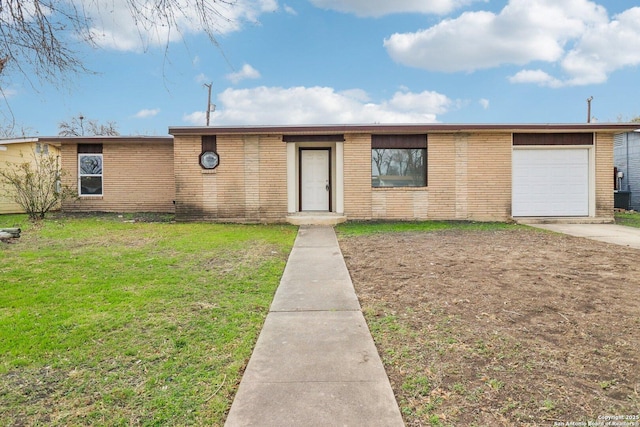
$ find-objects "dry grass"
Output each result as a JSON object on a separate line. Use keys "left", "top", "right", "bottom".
{"left": 340, "top": 226, "right": 640, "bottom": 427}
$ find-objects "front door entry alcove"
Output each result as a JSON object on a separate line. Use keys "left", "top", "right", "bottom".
{"left": 300, "top": 149, "right": 330, "bottom": 211}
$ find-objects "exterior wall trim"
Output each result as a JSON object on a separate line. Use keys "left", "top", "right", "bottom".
{"left": 170, "top": 123, "right": 640, "bottom": 136}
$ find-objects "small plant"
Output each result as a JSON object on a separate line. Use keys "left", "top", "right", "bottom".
{"left": 452, "top": 383, "right": 466, "bottom": 394}
{"left": 0, "top": 150, "right": 74, "bottom": 220}
{"left": 486, "top": 378, "right": 504, "bottom": 390}
{"left": 429, "top": 414, "right": 444, "bottom": 426}
{"left": 540, "top": 399, "right": 556, "bottom": 411}
{"left": 599, "top": 379, "right": 616, "bottom": 390}
{"left": 467, "top": 387, "right": 485, "bottom": 403}
{"left": 402, "top": 375, "right": 432, "bottom": 397}
{"left": 474, "top": 339, "right": 490, "bottom": 355}
{"left": 500, "top": 400, "right": 518, "bottom": 414}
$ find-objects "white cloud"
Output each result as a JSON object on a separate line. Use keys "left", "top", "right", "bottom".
{"left": 183, "top": 111, "right": 207, "bottom": 126}
{"left": 1, "top": 87, "right": 18, "bottom": 99}
{"left": 309, "top": 0, "right": 475, "bottom": 17}
{"left": 283, "top": 4, "right": 297, "bottom": 15}
{"left": 479, "top": 98, "right": 490, "bottom": 109}
{"left": 133, "top": 108, "right": 161, "bottom": 119}
{"left": 339, "top": 88, "right": 371, "bottom": 102}
{"left": 383, "top": 0, "right": 640, "bottom": 87}
{"left": 226, "top": 64, "right": 261, "bottom": 84}
{"left": 86, "top": 0, "right": 278, "bottom": 51}
{"left": 388, "top": 90, "right": 452, "bottom": 114}
{"left": 384, "top": 0, "right": 607, "bottom": 72}
{"left": 182, "top": 86, "right": 454, "bottom": 125}
{"left": 508, "top": 69, "right": 563, "bottom": 88}
{"left": 195, "top": 73, "right": 210, "bottom": 84}
{"left": 558, "top": 7, "right": 640, "bottom": 86}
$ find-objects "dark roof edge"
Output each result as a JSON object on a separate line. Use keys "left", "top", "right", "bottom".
{"left": 38, "top": 136, "right": 174, "bottom": 143}
{"left": 168, "top": 123, "right": 640, "bottom": 135}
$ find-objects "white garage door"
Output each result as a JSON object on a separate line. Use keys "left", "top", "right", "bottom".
{"left": 513, "top": 149, "right": 589, "bottom": 217}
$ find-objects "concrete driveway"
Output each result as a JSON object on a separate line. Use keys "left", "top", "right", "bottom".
{"left": 529, "top": 223, "right": 640, "bottom": 250}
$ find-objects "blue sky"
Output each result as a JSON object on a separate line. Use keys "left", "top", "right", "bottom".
{"left": 2, "top": 0, "right": 640, "bottom": 136}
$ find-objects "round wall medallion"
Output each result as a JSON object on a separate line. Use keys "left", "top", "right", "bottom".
{"left": 200, "top": 151, "right": 219, "bottom": 169}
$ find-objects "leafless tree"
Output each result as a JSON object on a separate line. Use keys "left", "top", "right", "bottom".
{"left": 0, "top": 120, "right": 35, "bottom": 138}
{"left": 0, "top": 149, "right": 74, "bottom": 220}
{"left": 0, "top": 0, "right": 234, "bottom": 86}
{"left": 58, "top": 114, "right": 119, "bottom": 136}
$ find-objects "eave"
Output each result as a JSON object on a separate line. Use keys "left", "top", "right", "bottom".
{"left": 169, "top": 123, "right": 640, "bottom": 136}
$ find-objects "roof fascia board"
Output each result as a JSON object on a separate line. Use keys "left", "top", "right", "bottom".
{"left": 40, "top": 136, "right": 173, "bottom": 144}
{"left": 0, "top": 137, "right": 41, "bottom": 145}
{"left": 169, "top": 123, "right": 640, "bottom": 136}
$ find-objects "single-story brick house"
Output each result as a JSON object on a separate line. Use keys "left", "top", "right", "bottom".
{"left": 44, "top": 123, "right": 640, "bottom": 224}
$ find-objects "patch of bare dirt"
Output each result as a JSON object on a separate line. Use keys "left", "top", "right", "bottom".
{"left": 340, "top": 227, "right": 640, "bottom": 427}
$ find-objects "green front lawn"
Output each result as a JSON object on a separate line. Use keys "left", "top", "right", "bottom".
{"left": 615, "top": 210, "right": 640, "bottom": 228}
{"left": 0, "top": 214, "right": 296, "bottom": 426}
{"left": 336, "top": 220, "right": 516, "bottom": 237}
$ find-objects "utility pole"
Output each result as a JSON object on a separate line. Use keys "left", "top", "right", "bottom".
{"left": 586, "top": 96, "right": 593, "bottom": 123}
{"left": 204, "top": 83, "right": 212, "bottom": 126}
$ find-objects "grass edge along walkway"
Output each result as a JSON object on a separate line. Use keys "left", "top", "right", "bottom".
{"left": 0, "top": 214, "right": 297, "bottom": 426}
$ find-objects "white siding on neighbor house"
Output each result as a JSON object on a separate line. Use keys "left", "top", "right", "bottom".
{"left": 614, "top": 132, "right": 640, "bottom": 210}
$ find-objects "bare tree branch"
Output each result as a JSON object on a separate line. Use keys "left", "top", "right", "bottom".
{"left": 0, "top": 148, "right": 74, "bottom": 220}
{"left": 0, "top": 0, "right": 235, "bottom": 87}
{"left": 58, "top": 114, "right": 120, "bottom": 136}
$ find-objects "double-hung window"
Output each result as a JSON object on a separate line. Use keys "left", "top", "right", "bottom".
{"left": 372, "top": 135, "right": 427, "bottom": 187}
{"left": 78, "top": 144, "right": 103, "bottom": 196}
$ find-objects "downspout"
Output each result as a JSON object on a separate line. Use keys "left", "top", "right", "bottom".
{"left": 56, "top": 154, "right": 62, "bottom": 193}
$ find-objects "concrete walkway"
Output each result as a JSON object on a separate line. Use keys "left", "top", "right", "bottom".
{"left": 224, "top": 226, "right": 404, "bottom": 427}
{"left": 529, "top": 223, "right": 640, "bottom": 250}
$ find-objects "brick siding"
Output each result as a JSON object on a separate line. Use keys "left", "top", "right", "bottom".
{"left": 61, "top": 141, "right": 175, "bottom": 213}
{"left": 173, "top": 134, "right": 287, "bottom": 222}
{"left": 595, "top": 133, "right": 614, "bottom": 219}
{"left": 53, "top": 129, "right": 620, "bottom": 222}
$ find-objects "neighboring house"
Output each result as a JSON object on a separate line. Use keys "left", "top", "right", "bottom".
{"left": 614, "top": 131, "right": 640, "bottom": 211}
{"left": 32, "top": 123, "right": 640, "bottom": 224}
{"left": 0, "top": 138, "right": 61, "bottom": 214}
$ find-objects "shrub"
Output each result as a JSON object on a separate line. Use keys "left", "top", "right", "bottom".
{"left": 0, "top": 150, "right": 74, "bottom": 220}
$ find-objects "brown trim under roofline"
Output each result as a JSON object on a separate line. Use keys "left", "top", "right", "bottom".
{"left": 372, "top": 134, "right": 427, "bottom": 149}
{"left": 513, "top": 133, "right": 594, "bottom": 146}
{"left": 43, "top": 136, "right": 173, "bottom": 144}
{"left": 283, "top": 134, "right": 345, "bottom": 143}
{"left": 77, "top": 143, "right": 103, "bottom": 153}
{"left": 169, "top": 123, "right": 640, "bottom": 136}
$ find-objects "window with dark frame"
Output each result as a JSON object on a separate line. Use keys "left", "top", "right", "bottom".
{"left": 78, "top": 144, "right": 103, "bottom": 196}
{"left": 371, "top": 135, "right": 427, "bottom": 187}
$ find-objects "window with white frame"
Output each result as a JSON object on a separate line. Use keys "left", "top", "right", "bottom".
{"left": 78, "top": 144, "right": 103, "bottom": 196}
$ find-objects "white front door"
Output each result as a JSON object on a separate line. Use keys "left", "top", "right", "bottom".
{"left": 301, "top": 149, "right": 330, "bottom": 211}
